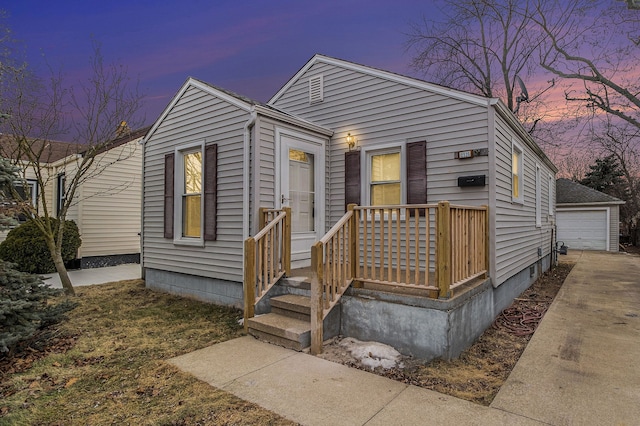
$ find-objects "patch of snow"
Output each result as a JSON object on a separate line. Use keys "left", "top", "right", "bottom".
{"left": 338, "top": 337, "right": 403, "bottom": 370}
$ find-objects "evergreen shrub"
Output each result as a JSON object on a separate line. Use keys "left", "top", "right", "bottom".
{"left": 0, "top": 218, "right": 82, "bottom": 274}
{"left": 0, "top": 260, "right": 76, "bottom": 354}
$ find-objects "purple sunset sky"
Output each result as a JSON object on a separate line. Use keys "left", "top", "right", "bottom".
{"left": 7, "top": 0, "right": 440, "bottom": 130}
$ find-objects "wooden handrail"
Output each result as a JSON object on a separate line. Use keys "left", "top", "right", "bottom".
{"left": 243, "top": 207, "right": 291, "bottom": 331}
{"left": 310, "top": 205, "right": 357, "bottom": 354}
{"left": 311, "top": 201, "right": 489, "bottom": 353}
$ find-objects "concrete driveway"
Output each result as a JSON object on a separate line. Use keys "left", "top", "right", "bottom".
{"left": 492, "top": 250, "right": 640, "bottom": 425}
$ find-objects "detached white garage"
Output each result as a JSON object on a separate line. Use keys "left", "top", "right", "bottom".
{"left": 556, "top": 179, "right": 624, "bottom": 252}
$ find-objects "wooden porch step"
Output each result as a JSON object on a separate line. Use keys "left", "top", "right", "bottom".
{"left": 246, "top": 313, "right": 310, "bottom": 351}
{"left": 270, "top": 294, "right": 311, "bottom": 321}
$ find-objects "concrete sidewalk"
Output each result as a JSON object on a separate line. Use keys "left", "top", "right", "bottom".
{"left": 169, "top": 337, "right": 539, "bottom": 425}
{"left": 42, "top": 263, "right": 141, "bottom": 288}
{"left": 169, "top": 251, "right": 640, "bottom": 425}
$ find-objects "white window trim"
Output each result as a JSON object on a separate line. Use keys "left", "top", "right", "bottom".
{"left": 14, "top": 179, "right": 38, "bottom": 211}
{"left": 548, "top": 173, "right": 554, "bottom": 215}
{"left": 511, "top": 139, "right": 524, "bottom": 204}
{"left": 173, "top": 141, "right": 205, "bottom": 247}
{"left": 56, "top": 173, "right": 66, "bottom": 215}
{"left": 535, "top": 163, "right": 541, "bottom": 227}
{"left": 361, "top": 141, "right": 406, "bottom": 219}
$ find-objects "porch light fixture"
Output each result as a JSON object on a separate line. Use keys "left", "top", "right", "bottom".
{"left": 346, "top": 133, "right": 356, "bottom": 151}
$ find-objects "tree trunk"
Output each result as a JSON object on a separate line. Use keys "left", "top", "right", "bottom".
{"left": 53, "top": 251, "right": 75, "bottom": 296}
{"left": 45, "top": 235, "right": 75, "bottom": 296}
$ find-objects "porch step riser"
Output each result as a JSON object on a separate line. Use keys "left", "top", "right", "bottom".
{"left": 270, "top": 294, "right": 311, "bottom": 316}
{"left": 280, "top": 277, "right": 311, "bottom": 292}
{"left": 246, "top": 317, "right": 310, "bottom": 341}
{"left": 271, "top": 306, "right": 310, "bottom": 322}
{"left": 246, "top": 312, "right": 311, "bottom": 351}
{"left": 248, "top": 329, "right": 310, "bottom": 351}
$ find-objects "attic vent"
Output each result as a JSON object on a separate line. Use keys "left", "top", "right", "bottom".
{"left": 309, "top": 75, "right": 323, "bottom": 104}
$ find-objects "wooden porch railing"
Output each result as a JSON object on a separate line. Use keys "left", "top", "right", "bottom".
{"left": 243, "top": 207, "right": 291, "bottom": 330}
{"left": 310, "top": 201, "right": 488, "bottom": 354}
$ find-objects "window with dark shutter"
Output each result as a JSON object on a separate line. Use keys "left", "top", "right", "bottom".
{"left": 344, "top": 150, "right": 361, "bottom": 210}
{"left": 406, "top": 140, "right": 427, "bottom": 216}
{"left": 204, "top": 144, "right": 217, "bottom": 241}
{"left": 164, "top": 153, "right": 175, "bottom": 239}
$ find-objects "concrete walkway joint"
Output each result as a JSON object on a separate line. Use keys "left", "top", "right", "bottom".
{"left": 170, "top": 251, "right": 640, "bottom": 425}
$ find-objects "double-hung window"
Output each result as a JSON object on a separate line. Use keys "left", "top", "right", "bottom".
{"left": 512, "top": 140, "right": 524, "bottom": 204}
{"left": 344, "top": 140, "right": 426, "bottom": 213}
{"left": 535, "top": 164, "right": 541, "bottom": 227}
{"left": 548, "top": 174, "right": 554, "bottom": 215}
{"left": 164, "top": 142, "right": 217, "bottom": 244}
{"left": 15, "top": 179, "right": 38, "bottom": 210}
{"left": 181, "top": 149, "right": 203, "bottom": 238}
{"left": 56, "top": 173, "right": 66, "bottom": 215}
{"left": 369, "top": 150, "right": 402, "bottom": 206}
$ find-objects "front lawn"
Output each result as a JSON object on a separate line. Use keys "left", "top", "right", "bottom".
{"left": 0, "top": 279, "right": 294, "bottom": 425}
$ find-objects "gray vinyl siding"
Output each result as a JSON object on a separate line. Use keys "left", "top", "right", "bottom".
{"left": 610, "top": 205, "right": 620, "bottom": 251}
{"left": 271, "top": 61, "right": 491, "bottom": 228}
{"left": 492, "top": 113, "right": 555, "bottom": 286}
{"left": 143, "top": 85, "right": 249, "bottom": 282}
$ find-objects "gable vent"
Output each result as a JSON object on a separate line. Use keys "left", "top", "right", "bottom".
{"left": 309, "top": 75, "right": 323, "bottom": 104}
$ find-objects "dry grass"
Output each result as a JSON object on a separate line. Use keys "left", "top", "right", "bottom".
{"left": 0, "top": 280, "right": 295, "bottom": 425}
{"left": 319, "top": 262, "right": 574, "bottom": 406}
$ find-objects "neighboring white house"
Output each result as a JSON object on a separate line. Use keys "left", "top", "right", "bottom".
{"left": 556, "top": 178, "right": 624, "bottom": 252}
{"left": 0, "top": 126, "right": 149, "bottom": 268}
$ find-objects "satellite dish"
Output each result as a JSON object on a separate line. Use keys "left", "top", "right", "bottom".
{"left": 513, "top": 75, "right": 529, "bottom": 114}
{"left": 515, "top": 75, "right": 529, "bottom": 103}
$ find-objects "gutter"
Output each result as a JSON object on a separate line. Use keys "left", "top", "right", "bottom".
{"left": 489, "top": 98, "right": 558, "bottom": 173}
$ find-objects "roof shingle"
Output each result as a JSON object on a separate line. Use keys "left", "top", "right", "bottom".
{"left": 556, "top": 178, "right": 624, "bottom": 204}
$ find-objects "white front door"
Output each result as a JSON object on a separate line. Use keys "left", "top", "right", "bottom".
{"left": 277, "top": 130, "right": 325, "bottom": 267}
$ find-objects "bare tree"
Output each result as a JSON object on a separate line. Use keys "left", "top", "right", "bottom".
{"left": 590, "top": 117, "right": 640, "bottom": 244}
{"left": 533, "top": 0, "right": 640, "bottom": 131}
{"left": 406, "top": 0, "right": 545, "bottom": 113}
{"left": 0, "top": 41, "right": 143, "bottom": 296}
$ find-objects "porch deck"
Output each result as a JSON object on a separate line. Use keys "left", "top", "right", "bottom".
{"left": 244, "top": 201, "right": 489, "bottom": 354}
{"left": 288, "top": 266, "right": 484, "bottom": 299}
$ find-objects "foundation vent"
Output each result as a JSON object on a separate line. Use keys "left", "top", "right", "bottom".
{"left": 309, "top": 75, "right": 323, "bottom": 104}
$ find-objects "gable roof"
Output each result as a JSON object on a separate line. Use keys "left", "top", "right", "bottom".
{"left": 0, "top": 135, "right": 83, "bottom": 163}
{"left": 556, "top": 178, "right": 625, "bottom": 205}
{"left": 144, "top": 77, "right": 333, "bottom": 142}
{"left": 268, "top": 54, "right": 493, "bottom": 107}
{"left": 1, "top": 126, "right": 150, "bottom": 165}
{"left": 267, "top": 54, "right": 557, "bottom": 173}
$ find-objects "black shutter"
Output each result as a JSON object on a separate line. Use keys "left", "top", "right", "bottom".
{"left": 204, "top": 144, "right": 218, "bottom": 241}
{"left": 344, "top": 150, "right": 361, "bottom": 210}
{"left": 164, "top": 153, "right": 174, "bottom": 239}
{"left": 406, "top": 141, "right": 427, "bottom": 216}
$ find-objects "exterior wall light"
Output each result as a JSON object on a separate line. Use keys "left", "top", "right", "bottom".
{"left": 346, "top": 133, "right": 356, "bottom": 151}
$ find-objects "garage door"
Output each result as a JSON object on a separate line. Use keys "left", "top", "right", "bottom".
{"left": 557, "top": 209, "right": 608, "bottom": 250}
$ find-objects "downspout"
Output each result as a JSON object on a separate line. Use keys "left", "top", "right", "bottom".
{"left": 242, "top": 108, "right": 257, "bottom": 301}
{"left": 243, "top": 108, "right": 257, "bottom": 241}
{"left": 139, "top": 136, "right": 146, "bottom": 280}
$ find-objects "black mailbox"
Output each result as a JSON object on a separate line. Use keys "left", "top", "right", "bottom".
{"left": 458, "top": 175, "right": 486, "bottom": 187}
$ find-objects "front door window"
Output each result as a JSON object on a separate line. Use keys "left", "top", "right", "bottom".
{"left": 289, "top": 148, "right": 314, "bottom": 233}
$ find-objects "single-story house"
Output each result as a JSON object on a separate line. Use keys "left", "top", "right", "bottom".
{"left": 141, "top": 54, "right": 557, "bottom": 359}
{"left": 0, "top": 126, "right": 149, "bottom": 268}
{"left": 556, "top": 178, "right": 624, "bottom": 252}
